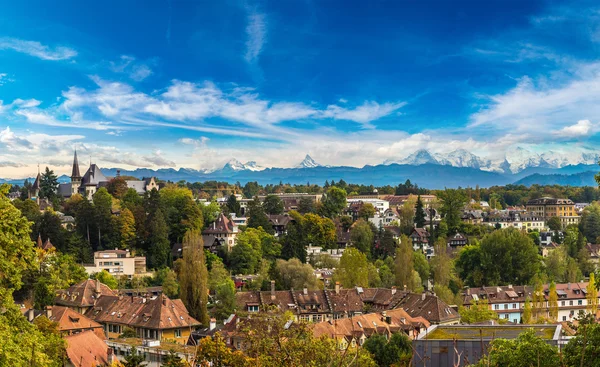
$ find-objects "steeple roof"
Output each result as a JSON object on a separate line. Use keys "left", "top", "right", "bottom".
{"left": 71, "top": 150, "right": 81, "bottom": 180}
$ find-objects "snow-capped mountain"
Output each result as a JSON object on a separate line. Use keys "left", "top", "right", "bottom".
{"left": 296, "top": 154, "right": 321, "bottom": 168}
{"left": 220, "top": 159, "right": 265, "bottom": 173}
{"left": 384, "top": 147, "right": 600, "bottom": 174}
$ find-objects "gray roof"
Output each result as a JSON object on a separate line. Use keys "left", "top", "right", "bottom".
{"left": 126, "top": 180, "right": 146, "bottom": 194}
{"left": 58, "top": 183, "right": 73, "bottom": 197}
{"left": 81, "top": 164, "right": 107, "bottom": 186}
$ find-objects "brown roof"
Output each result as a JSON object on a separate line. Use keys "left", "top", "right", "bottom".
{"left": 312, "top": 308, "right": 430, "bottom": 340}
{"left": 46, "top": 306, "right": 105, "bottom": 338}
{"left": 55, "top": 280, "right": 118, "bottom": 308}
{"left": 267, "top": 214, "right": 293, "bottom": 226}
{"left": 396, "top": 293, "right": 460, "bottom": 324}
{"left": 86, "top": 295, "right": 200, "bottom": 330}
{"left": 64, "top": 330, "right": 109, "bottom": 367}
{"left": 203, "top": 213, "right": 236, "bottom": 234}
{"left": 42, "top": 238, "right": 55, "bottom": 251}
{"left": 461, "top": 283, "right": 590, "bottom": 306}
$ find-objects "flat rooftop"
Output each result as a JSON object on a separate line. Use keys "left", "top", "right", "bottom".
{"left": 419, "top": 325, "right": 560, "bottom": 341}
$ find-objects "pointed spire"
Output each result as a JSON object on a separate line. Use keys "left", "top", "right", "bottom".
{"left": 71, "top": 149, "right": 82, "bottom": 180}
{"left": 36, "top": 233, "right": 43, "bottom": 248}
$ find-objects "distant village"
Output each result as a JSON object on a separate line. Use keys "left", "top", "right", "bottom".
{"left": 3, "top": 151, "right": 600, "bottom": 366}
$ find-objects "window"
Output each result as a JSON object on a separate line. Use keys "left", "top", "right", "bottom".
{"left": 512, "top": 303, "right": 517, "bottom": 309}
{"left": 494, "top": 304, "right": 499, "bottom": 310}
{"left": 248, "top": 305, "right": 259, "bottom": 312}
{"left": 504, "top": 304, "right": 508, "bottom": 310}
{"left": 578, "top": 300, "right": 583, "bottom": 305}
{"left": 569, "top": 301, "right": 573, "bottom": 306}
{"left": 175, "top": 329, "right": 181, "bottom": 338}
{"left": 563, "top": 316, "right": 567, "bottom": 321}
{"left": 561, "top": 301, "right": 565, "bottom": 306}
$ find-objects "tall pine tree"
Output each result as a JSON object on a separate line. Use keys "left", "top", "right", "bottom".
{"left": 146, "top": 209, "right": 170, "bottom": 269}
{"left": 414, "top": 195, "right": 426, "bottom": 228}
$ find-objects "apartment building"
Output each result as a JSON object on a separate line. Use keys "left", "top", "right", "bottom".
{"left": 84, "top": 249, "right": 147, "bottom": 276}
{"left": 526, "top": 197, "right": 580, "bottom": 228}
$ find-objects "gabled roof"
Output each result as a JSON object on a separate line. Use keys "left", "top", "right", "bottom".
{"left": 42, "top": 238, "right": 55, "bottom": 251}
{"left": 411, "top": 228, "right": 430, "bottom": 239}
{"left": 81, "top": 164, "right": 108, "bottom": 186}
{"left": 71, "top": 150, "right": 82, "bottom": 179}
{"left": 64, "top": 330, "right": 109, "bottom": 367}
{"left": 55, "top": 280, "right": 118, "bottom": 308}
{"left": 46, "top": 306, "right": 105, "bottom": 338}
{"left": 203, "top": 213, "right": 236, "bottom": 234}
{"left": 396, "top": 293, "right": 460, "bottom": 324}
{"left": 86, "top": 295, "right": 200, "bottom": 330}
{"left": 267, "top": 214, "right": 293, "bottom": 226}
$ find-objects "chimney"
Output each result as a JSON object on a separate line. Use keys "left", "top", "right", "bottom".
{"left": 303, "top": 288, "right": 308, "bottom": 295}
{"left": 392, "top": 286, "right": 397, "bottom": 295}
{"left": 508, "top": 284, "right": 513, "bottom": 289}
{"left": 209, "top": 318, "right": 217, "bottom": 331}
{"left": 107, "top": 348, "right": 114, "bottom": 363}
{"left": 382, "top": 311, "right": 387, "bottom": 317}
{"left": 568, "top": 283, "right": 571, "bottom": 290}
{"left": 467, "top": 288, "right": 471, "bottom": 296}
{"left": 28, "top": 308, "right": 35, "bottom": 322}
{"left": 95, "top": 279, "right": 101, "bottom": 294}
{"left": 335, "top": 282, "right": 340, "bottom": 295}
{"left": 421, "top": 293, "right": 426, "bottom": 301}
{"left": 46, "top": 306, "right": 53, "bottom": 319}
{"left": 271, "top": 280, "right": 276, "bottom": 300}
{"left": 162, "top": 296, "right": 167, "bottom": 306}
{"left": 403, "top": 284, "right": 407, "bottom": 292}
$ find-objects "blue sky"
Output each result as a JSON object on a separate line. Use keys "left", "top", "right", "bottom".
{"left": 1, "top": 0, "right": 600, "bottom": 177}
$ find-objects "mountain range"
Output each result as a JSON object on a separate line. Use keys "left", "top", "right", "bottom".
{"left": 1, "top": 150, "right": 599, "bottom": 189}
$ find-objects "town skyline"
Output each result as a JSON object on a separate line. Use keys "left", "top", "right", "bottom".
{"left": 2, "top": 1, "right": 600, "bottom": 178}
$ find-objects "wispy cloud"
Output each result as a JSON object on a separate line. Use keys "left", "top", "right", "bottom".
{"left": 244, "top": 8, "right": 267, "bottom": 63}
{"left": 109, "top": 55, "right": 153, "bottom": 81}
{"left": 0, "top": 37, "right": 77, "bottom": 60}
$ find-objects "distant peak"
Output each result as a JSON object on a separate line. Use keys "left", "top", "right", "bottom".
{"left": 296, "top": 154, "right": 321, "bottom": 168}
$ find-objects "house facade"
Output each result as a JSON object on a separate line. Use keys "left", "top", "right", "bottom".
{"left": 84, "top": 249, "right": 147, "bottom": 277}
{"left": 202, "top": 213, "right": 238, "bottom": 252}
{"left": 526, "top": 197, "right": 580, "bottom": 228}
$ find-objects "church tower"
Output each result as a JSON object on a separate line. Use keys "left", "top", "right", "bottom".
{"left": 70, "top": 149, "right": 82, "bottom": 196}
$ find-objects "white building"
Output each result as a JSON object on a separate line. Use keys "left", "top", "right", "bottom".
{"left": 84, "top": 249, "right": 146, "bottom": 276}
{"left": 347, "top": 198, "right": 389, "bottom": 215}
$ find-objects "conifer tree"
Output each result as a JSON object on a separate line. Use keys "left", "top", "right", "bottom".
{"left": 414, "top": 195, "right": 426, "bottom": 228}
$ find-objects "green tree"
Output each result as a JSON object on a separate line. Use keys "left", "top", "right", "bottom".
{"left": 563, "top": 322, "right": 600, "bottom": 367}
{"left": 229, "top": 242, "right": 261, "bottom": 275}
{"left": 363, "top": 333, "right": 412, "bottom": 367}
{"left": 297, "top": 196, "right": 315, "bottom": 214}
{"left": 374, "top": 228, "right": 397, "bottom": 258}
{"left": 161, "top": 350, "right": 185, "bottom": 367}
{"left": 93, "top": 270, "right": 118, "bottom": 289}
{"left": 275, "top": 258, "right": 321, "bottom": 290}
{"left": 201, "top": 201, "right": 221, "bottom": 228}
{"left": 459, "top": 300, "right": 498, "bottom": 323}
{"left": 430, "top": 238, "right": 451, "bottom": 287}
{"left": 358, "top": 203, "right": 376, "bottom": 220}
{"left": 522, "top": 297, "right": 532, "bottom": 323}
{"left": 334, "top": 248, "right": 369, "bottom": 288}
{"left": 178, "top": 230, "right": 209, "bottom": 325}
{"left": 302, "top": 213, "right": 337, "bottom": 249}
{"left": 532, "top": 280, "right": 545, "bottom": 320}
{"left": 320, "top": 186, "right": 347, "bottom": 218}
{"left": 548, "top": 281, "right": 558, "bottom": 321}
{"left": 413, "top": 251, "right": 430, "bottom": 284}
{"left": 547, "top": 216, "right": 562, "bottom": 231}
{"left": 414, "top": 195, "right": 426, "bottom": 228}
{"left": 243, "top": 181, "right": 260, "bottom": 198}
{"left": 476, "top": 329, "right": 561, "bottom": 367}
{"left": 124, "top": 346, "right": 147, "bottom": 367}
{"left": 350, "top": 219, "right": 374, "bottom": 256}
{"left": 395, "top": 235, "right": 416, "bottom": 290}
{"left": 39, "top": 166, "right": 59, "bottom": 200}
{"left": 238, "top": 227, "right": 280, "bottom": 260}
{"left": 246, "top": 197, "right": 274, "bottom": 234}
{"left": 160, "top": 185, "right": 204, "bottom": 243}
{"left": 32, "top": 253, "right": 88, "bottom": 308}
{"left": 438, "top": 189, "right": 467, "bottom": 233}
{"left": 153, "top": 268, "right": 179, "bottom": 298}
{"left": 119, "top": 207, "right": 136, "bottom": 249}
{"left": 263, "top": 194, "right": 284, "bottom": 215}
{"left": 147, "top": 209, "right": 170, "bottom": 269}
{"left": 226, "top": 194, "right": 241, "bottom": 216}
{"left": 581, "top": 202, "right": 600, "bottom": 243}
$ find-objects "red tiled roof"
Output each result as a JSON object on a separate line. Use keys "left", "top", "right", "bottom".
{"left": 64, "top": 330, "right": 109, "bottom": 367}
{"left": 55, "top": 280, "right": 118, "bottom": 308}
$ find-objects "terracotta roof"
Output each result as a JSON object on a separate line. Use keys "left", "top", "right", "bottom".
{"left": 312, "top": 308, "right": 429, "bottom": 340}
{"left": 396, "top": 293, "right": 460, "bottom": 324}
{"left": 42, "top": 238, "right": 55, "bottom": 251}
{"left": 86, "top": 295, "right": 200, "bottom": 330}
{"left": 64, "top": 330, "right": 109, "bottom": 367}
{"left": 55, "top": 280, "right": 118, "bottom": 308}
{"left": 203, "top": 213, "right": 236, "bottom": 234}
{"left": 46, "top": 306, "right": 105, "bottom": 338}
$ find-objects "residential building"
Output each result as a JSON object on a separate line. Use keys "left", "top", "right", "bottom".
{"left": 43, "top": 306, "right": 106, "bottom": 339}
{"left": 484, "top": 210, "right": 545, "bottom": 230}
{"left": 346, "top": 198, "right": 390, "bottom": 216}
{"left": 447, "top": 232, "right": 468, "bottom": 248}
{"left": 462, "top": 282, "right": 599, "bottom": 323}
{"left": 236, "top": 284, "right": 459, "bottom": 325}
{"left": 267, "top": 214, "right": 294, "bottom": 236}
{"left": 84, "top": 249, "right": 147, "bottom": 276}
{"left": 413, "top": 324, "right": 563, "bottom": 367}
{"left": 107, "top": 340, "right": 196, "bottom": 367}
{"left": 202, "top": 213, "right": 238, "bottom": 252}
{"left": 312, "top": 308, "right": 430, "bottom": 350}
{"left": 55, "top": 279, "right": 118, "bottom": 315}
{"left": 461, "top": 210, "right": 483, "bottom": 225}
{"left": 410, "top": 228, "right": 434, "bottom": 258}
{"left": 526, "top": 197, "right": 580, "bottom": 228}
{"left": 540, "top": 231, "right": 562, "bottom": 246}
{"left": 384, "top": 195, "right": 437, "bottom": 207}
{"left": 86, "top": 294, "right": 200, "bottom": 345}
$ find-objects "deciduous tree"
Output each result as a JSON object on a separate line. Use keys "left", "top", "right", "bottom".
{"left": 334, "top": 248, "right": 369, "bottom": 288}
{"left": 178, "top": 230, "right": 209, "bottom": 325}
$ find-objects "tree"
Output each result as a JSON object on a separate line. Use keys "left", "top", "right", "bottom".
{"left": 358, "top": 203, "right": 376, "bottom": 220}
{"left": 397, "top": 196, "right": 417, "bottom": 234}
{"left": 160, "top": 185, "right": 204, "bottom": 243}
{"left": 363, "top": 333, "right": 412, "bottom": 367}
{"left": 161, "top": 350, "right": 185, "bottom": 367}
{"left": 522, "top": 297, "right": 532, "bottom": 324}
{"left": 375, "top": 229, "right": 397, "bottom": 259}
{"left": 153, "top": 268, "right": 179, "bottom": 298}
{"left": 563, "top": 323, "right": 600, "bottom": 367}
{"left": 106, "top": 176, "right": 129, "bottom": 199}
{"left": 119, "top": 208, "right": 136, "bottom": 249}
{"left": 587, "top": 272, "right": 598, "bottom": 315}
{"left": 395, "top": 235, "right": 416, "bottom": 290}
{"left": 243, "top": 181, "right": 260, "bottom": 199}
{"left": 430, "top": 238, "right": 451, "bottom": 287}
{"left": 226, "top": 194, "right": 241, "bottom": 216}
{"left": 548, "top": 281, "right": 558, "bottom": 321}
{"left": 93, "top": 187, "right": 117, "bottom": 248}
{"left": 39, "top": 166, "right": 59, "bottom": 200}
{"left": 476, "top": 329, "right": 561, "bottom": 367}
{"left": 438, "top": 189, "right": 467, "bottom": 234}
{"left": 350, "top": 219, "right": 374, "bottom": 256}
{"left": 297, "top": 196, "right": 315, "bottom": 214}
{"left": 123, "top": 346, "right": 147, "bottom": 367}
{"left": 274, "top": 258, "right": 321, "bottom": 290}
{"left": 581, "top": 202, "right": 600, "bottom": 243}
{"left": 229, "top": 243, "right": 261, "bottom": 275}
{"left": 32, "top": 253, "right": 88, "bottom": 308}
{"left": 302, "top": 213, "right": 336, "bottom": 249}
{"left": 320, "top": 186, "right": 347, "bottom": 218}
{"left": 194, "top": 333, "right": 252, "bottom": 367}
{"left": 178, "top": 230, "right": 209, "bottom": 325}
{"left": 547, "top": 216, "right": 562, "bottom": 231}
{"left": 201, "top": 201, "right": 221, "bottom": 228}
{"left": 413, "top": 251, "right": 430, "bottom": 284}
{"left": 414, "top": 195, "right": 426, "bottom": 228}
{"left": 459, "top": 300, "right": 498, "bottom": 323}
{"left": 208, "top": 261, "right": 236, "bottom": 320}
{"left": 263, "top": 194, "right": 284, "bottom": 215}
{"left": 147, "top": 209, "right": 170, "bottom": 269}
{"left": 334, "top": 248, "right": 369, "bottom": 288}
{"left": 533, "top": 280, "right": 545, "bottom": 320}
{"left": 236, "top": 227, "right": 280, "bottom": 261}
{"left": 246, "top": 197, "right": 273, "bottom": 234}
{"left": 94, "top": 270, "right": 118, "bottom": 289}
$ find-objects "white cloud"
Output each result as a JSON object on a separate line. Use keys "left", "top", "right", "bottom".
{"left": 321, "top": 101, "right": 407, "bottom": 129}
{"left": 244, "top": 9, "right": 267, "bottom": 63}
{"left": 0, "top": 37, "right": 77, "bottom": 60}
{"left": 553, "top": 119, "right": 594, "bottom": 137}
{"left": 0, "top": 73, "right": 10, "bottom": 86}
{"left": 109, "top": 55, "right": 153, "bottom": 81}
{"left": 179, "top": 137, "right": 209, "bottom": 148}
